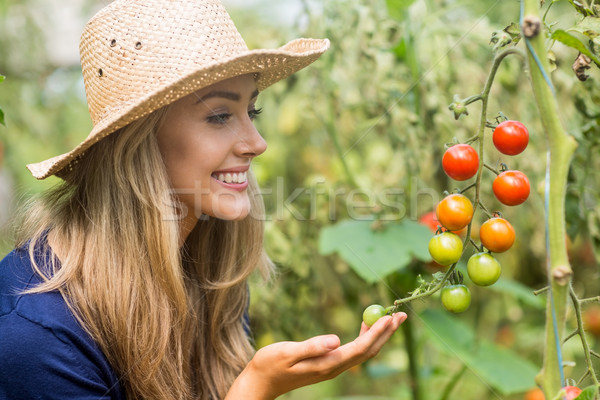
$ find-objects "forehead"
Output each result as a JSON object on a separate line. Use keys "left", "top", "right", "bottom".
{"left": 193, "top": 74, "right": 258, "bottom": 98}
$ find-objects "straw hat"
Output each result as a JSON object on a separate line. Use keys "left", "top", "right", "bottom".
{"left": 26, "top": 0, "right": 329, "bottom": 179}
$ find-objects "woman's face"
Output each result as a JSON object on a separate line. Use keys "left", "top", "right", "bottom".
{"left": 157, "top": 74, "right": 267, "bottom": 222}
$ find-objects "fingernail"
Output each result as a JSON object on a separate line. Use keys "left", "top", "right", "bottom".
{"left": 324, "top": 336, "right": 339, "bottom": 349}
{"left": 398, "top": 312, "right": 407, "bottom": 322}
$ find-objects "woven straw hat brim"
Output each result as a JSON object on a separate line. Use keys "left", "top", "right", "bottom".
{"left": 26, "top": 38, "right": 329, "bottom": 180}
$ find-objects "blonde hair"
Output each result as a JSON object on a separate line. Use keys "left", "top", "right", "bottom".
{"left": 17, "top": 106, "right": 273, "bottom": 400}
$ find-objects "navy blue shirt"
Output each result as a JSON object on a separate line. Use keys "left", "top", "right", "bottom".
{"left": 0, "top": 241, "right": 125, "bottom": 399}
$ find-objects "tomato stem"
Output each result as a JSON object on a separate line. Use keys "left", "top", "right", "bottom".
{"left": 464, "top": 135, "right": 479, "bottom": 145}
{"left": 580, "top": 296, "right": 600, "bottom": 304}
{"left": 392, "top": 264, "right": 456, "bottom": 309}
{"left": 438, "top": 364, "right": 468, "bottom": 400}
{"left": 534, "top": 286, "right": 550, "bottom": 296}
{"left": 562, "top": 329, "right": 578, "bottom": 344}
{"left": 469, "top": 238, "right": 483, "bottom": 252}
{"left": 483, "top": 162, "right": 499, "bottom": 175}
{"left": 458, "top": 182, "right": 476, "bottom": 194}
{"left": 569, "top": 286, "right": 600, "bottom": 388}
{"left": 477, "top": 201, "right": 493, "bottom": 219}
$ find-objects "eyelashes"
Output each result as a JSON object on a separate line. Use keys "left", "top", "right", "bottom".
{"left": 248, "top": 107, "right": 263, "bottom": 120}
{"left": 206, "top": 107, "right": 263, "bottom": 125}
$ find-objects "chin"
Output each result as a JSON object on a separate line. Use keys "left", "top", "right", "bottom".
{"left": 201, "top": 198, "right": 251, "bottom": 221}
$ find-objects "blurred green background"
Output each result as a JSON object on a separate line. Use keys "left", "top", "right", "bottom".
{"left": 1, "top": 0, "right": 599, "bottom": 399}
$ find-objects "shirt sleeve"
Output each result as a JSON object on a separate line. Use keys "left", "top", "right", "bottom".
{"left": 0, "top": 310, "right": 117, "bottom": 400}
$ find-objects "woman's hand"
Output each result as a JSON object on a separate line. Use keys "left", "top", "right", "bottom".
{"left": 225, "top": 312, "right": 407, "bottom": 400}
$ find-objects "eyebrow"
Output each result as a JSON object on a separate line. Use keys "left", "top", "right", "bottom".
{"left": 196, "top": 89, "right": 259, "bottom": 103}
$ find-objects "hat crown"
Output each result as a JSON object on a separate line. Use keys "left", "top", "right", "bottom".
{"left": 80, "top": 0, "right": 249, "bottom": 126}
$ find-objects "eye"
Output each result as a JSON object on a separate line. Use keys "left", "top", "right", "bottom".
{"left": 248, "top": 107, "right": 263, "bottom": 121}
{"left": 206, "top": 113, "right": 232, "bottom": 125}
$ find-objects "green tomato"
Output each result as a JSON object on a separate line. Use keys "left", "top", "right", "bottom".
{"left": 362, "top": 304, "right": 386, "bottom": 327}
{"left": 428, "top": 232, "right": 463, "bottom": 266}
{"left": 441, "top": 284, "right": 471, "bottom": 313}
{"left": 467, "top": 252, "right": 501, "bottom": 286}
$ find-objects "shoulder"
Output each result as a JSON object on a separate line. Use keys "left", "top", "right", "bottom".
{"left": 0, "top": 247, "right": 125, "bottom": 400}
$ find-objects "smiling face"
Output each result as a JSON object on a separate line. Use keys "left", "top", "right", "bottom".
{"left": 157, "top": 74, "right": 267, "bottom": 228}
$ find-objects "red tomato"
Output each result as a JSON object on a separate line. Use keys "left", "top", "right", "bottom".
{"left": 493, "top": 170, "right": 530, "bottom": 206}
{"left": 493, "top": 120, "right": 529, "bottom": 155}
{"left": 442, "top": 144, "right": 479, "bottom": 181}
{"left": 436, "top": 194, "right": 473, "bottom": 231}
{"left": 419, "top": 211, "right": 441, "bottom": 233}
{"left": 564, "top": 386, "right": 582, "bottom": 400}
{"left": 480, "top": 217, "right": 515, "bottom": 253}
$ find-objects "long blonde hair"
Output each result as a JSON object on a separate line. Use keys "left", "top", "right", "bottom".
{"left": 17, "top": 106, "right": 273, "bottom": 400}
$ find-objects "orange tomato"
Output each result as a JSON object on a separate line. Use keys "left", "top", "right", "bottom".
{"left": 436, "top": 194, "right": 474, "bottom": 231}
{"left": 524, "top": 387, "right": 544, "bottom": 400}
{"left": 480, "top": 217, "right": 515, "bottom": 253}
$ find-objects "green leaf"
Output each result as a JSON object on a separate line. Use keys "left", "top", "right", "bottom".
{"left": 487, "top": 278, "right": 545, "bottom": 309}
{"left": 570, "top": 16, "right": 600, "bottom": 46}
{"left": 385, "top": 0, "right": 416, "bottom": 21}
{"left": 568, "top": 0, "right": 595, "bottom": 16}
{"left": 575, "top": 385, "right": 599, "bottom": 400}
{"left": 318, "top": 219, "right": 431, "bottom": 283}
{"left": 392, "top": 38, "right": 407, "bottom": 60}
{"left": 551, "top": 29, "right": 600, "bottom": 67}
{"left": 420, "top": 309, "right": 539, "bottom": 395}
{"left": 0, "top": 108, "right": 4, "bottom": 127}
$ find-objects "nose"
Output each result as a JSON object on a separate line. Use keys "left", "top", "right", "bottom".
{"left": 235, "top": 120, "right": 267, "bottom": 158}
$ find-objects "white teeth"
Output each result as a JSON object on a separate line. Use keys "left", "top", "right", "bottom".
{"left": 215, "top": 171, "right": 248, "bottom": 184}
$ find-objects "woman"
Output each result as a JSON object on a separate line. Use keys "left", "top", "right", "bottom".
{"left": 0, "top": 0, "right": 407, "bottom": 399}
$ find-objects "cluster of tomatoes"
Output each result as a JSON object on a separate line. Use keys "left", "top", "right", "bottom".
{"left": 361, "top": 120, "right": 532, "bottom": 326}
{"left": 428, "top": 120, "right": 531, "bottom": 313}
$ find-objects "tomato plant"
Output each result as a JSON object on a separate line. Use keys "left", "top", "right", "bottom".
{"left": 442, "top": 144, "right": 479, "bottom": 181}
{"left": 493, "top": 170, "right": 530, "bottom": 206}
{"left": 441, "top": 284, "right": 471, "bottom": 313}
{"left": 362, "top": 304, "right": 386, "bottom": 327}
{"left": 480, "top": 217, "right": 515, "bottom": 253}
{"left": 436, "top": 193, "right": 474, "bottom": 231}
{"left": 493, "top": 120, "right": 529, "bottom": 155}
{"left": 428, "top": 232, "right": 463, "bottom": 266}
{"left": 467, "top": 252, "right": 501, "bottom": 286}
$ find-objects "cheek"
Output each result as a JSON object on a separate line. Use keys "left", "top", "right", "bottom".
{"left": 162, "top": 137, "right": 225, "bottom": 187}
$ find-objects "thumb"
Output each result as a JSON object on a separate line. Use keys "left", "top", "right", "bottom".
{"left": 293, "top": 334, "right": 340, "bottom": 361}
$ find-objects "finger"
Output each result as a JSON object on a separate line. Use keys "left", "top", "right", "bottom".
{"left": 359, "top": 311, "right": 408, "bottom": 336}
{"left": 286, "top": 334, "right": 341, "bottom": 364}
{"left": 360, "top": 312, "right": 407, "bottom": 356}
{"left": 359, "top": 322, "right": 369, "bottom": 336}
{"left": 341, "top": 313, "right": 406, "bottom": 364}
